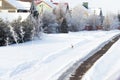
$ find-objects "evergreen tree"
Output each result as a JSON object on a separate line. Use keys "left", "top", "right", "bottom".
{"left": 29, "top": 0, "right": 42, "bottom": 39}
{"left": 53, "top": 3, "right": 69, "bottom": 33}
{"left": 87, "top": 12, "right": 101, "bottom": 30}
{"left": 42, "top": 11, "right": 58, "bottom": 33}
{"left": 118, "top": 13, "right": 120, "bottom": 22}
{"left": 103, "top": 13, "right": 119, "bottom": 30}
{"left": 99, "top": 8, "right": 104, "bottom": 26}
{"left": 30, "top": 0, "right": 39, "bottom": 19}
{"left": 60, "top": 18, "right": 68, "bottom": 33}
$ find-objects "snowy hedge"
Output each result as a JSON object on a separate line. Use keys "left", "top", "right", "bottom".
{"left": 0, "top": 17, "right": 36, "bottom": 46}
{"left": 0, "top": 19, "right": 12, "bottom": 46}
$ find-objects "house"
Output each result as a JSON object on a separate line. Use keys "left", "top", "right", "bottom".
{"left": 19, "top": 0, "right": 54, "bottom": 13}
{"left": 17, "top": 1, "right": 31, "bottom": 12}
{"left": 35, "top": 0, "right": 55, "bottom": 14}
{"left": 19, "top": 0, "right": 69, "bottom": 14}
{"left": 0, "top": 0, "right": 30, "bottom": 13}
{"left": 0, "top": 0, "right": 17, "bottom": 12}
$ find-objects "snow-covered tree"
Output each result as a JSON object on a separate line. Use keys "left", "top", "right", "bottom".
{"left": 53, "top": 3, "right": 69, "bottom": 33}
{"left": 42, "top": 11, "right": 58, "bottom": 33}
{"left": 99, "top": 8, "right": 104, "bottom": 26}
{"left": 11, "top": 16, "right": 23, "bottom": 43}
{"left": 110, "top": 15, "right": 119, "bottom": 30}
{"left": 29, "top": 0, "right": 43, "bottom": 39}
{"left": 118, "top": 13, "right": 120, "bottom": 29}
{"left": 118, "top": 12, "right": 120, "bottom": 22}
{"left": 103, "top": 14, "right": 110, "bottom": 30}
{"left": 0, "top": 18, "right": 10, "bottom": 46}
{"left": 87, "top": 11, "right": 101, "bottom": 30}
{"left": 69, "top": 5, "right": 87, "bottom": 31}
{"left": 0, "top": 18, "right": 19, "bottom": 46}
{"left": 21, "top": 18, "right": 35, "bottom": 41}
{"left": 103, "top": 13, "right": 119, "bottom": 30}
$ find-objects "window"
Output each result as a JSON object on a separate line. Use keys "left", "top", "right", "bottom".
{"left": 8, "top": 10, "right": 16, "bottom": 13}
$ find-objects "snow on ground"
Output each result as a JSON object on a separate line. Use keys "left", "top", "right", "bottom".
{"left": 82, "top": 33, "right": 120, "bottom": 80}
{"left": 0, "top": 30, "right": 120, "bottom": 80}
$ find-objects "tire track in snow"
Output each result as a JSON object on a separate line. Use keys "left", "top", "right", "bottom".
{"left": 69, "top": 34, "right": 120, "bottom": 80}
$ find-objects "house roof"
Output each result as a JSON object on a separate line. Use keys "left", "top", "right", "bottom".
{"left": 17, "top": 0, "right": 55, "bottom": 9}
{"left": 17, "top": 1, "right": 31, "bottom": 10}
{"left": 37, "top": 0, "right": 55, "bottom": 8}
{"left": 6, "top": 0, "right": 30, "bottom": 10}
{"left": 18, "top": 0, "right": 32, "bottom": 2}
{"left": 7, "top": 0, "right": 69, "bottom": 11}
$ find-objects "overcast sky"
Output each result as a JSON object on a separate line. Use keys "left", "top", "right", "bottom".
{"left": 59, "top": 0, "right": 120, "bottom": 15}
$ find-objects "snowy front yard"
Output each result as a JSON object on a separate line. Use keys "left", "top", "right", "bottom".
{"left": 0, "top": 30, "right": 120, "bottom": 80}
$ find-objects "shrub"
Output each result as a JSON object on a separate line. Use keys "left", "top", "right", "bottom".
{"left": 0, "top": 17, "right": 38, "bottom": 46}
{"left": 0, "top": 19, "right": 15, "bottom": 46}
{"left": 21, "top": 18, "right": 34, "bottom": 41}
{"left": 11, "top": 17, "right": 23, "bottom": 43}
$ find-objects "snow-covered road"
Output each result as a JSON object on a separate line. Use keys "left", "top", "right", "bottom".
{"left": 82, "top": 33, "right": 120, "bottom": 80}
{"left": 0, "top": 30, "right": 120, "bottom": 80}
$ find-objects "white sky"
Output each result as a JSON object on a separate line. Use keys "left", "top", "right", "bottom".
{"left": 59, "top": 0, "right": 120, "bottom": 15}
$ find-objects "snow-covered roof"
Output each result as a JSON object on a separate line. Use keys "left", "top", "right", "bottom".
{"left": 44, "top": 0, "right": 55, "bottom": 8}
{"left": 51, "top": 0, "right": 60, "bottom": 3}
{"left": 17, "top": 1, "right": 31, "bottom": 10}
{"left": 36, "top": 0, "right": 55, "bottom": 8}
{"left": 6, "top": 0, "right": 30, "bottom": 10}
